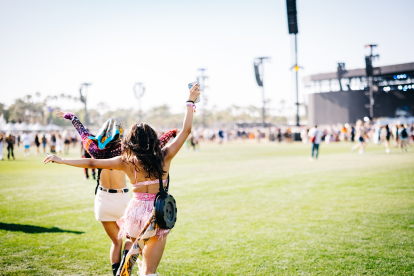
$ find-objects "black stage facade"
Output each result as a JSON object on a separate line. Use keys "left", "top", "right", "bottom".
{"left": 303, "top": 62, "right": 414, "bottom": 125}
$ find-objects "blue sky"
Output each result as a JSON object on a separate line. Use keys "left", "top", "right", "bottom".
{"left": 1, "top": 0, "right": 413, "bottom": 116}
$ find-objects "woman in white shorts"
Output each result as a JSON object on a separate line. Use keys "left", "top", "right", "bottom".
{"left": 56, "top": 111, "right": 177, "bottom": 276}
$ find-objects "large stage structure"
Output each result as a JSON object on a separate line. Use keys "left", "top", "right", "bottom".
{"left": 303, "top": 62, "right": 414, "bottom": 125}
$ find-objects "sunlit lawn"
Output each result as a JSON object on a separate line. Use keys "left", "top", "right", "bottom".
{"left": 0, "top": 141, "right": 413, "bottom": 275}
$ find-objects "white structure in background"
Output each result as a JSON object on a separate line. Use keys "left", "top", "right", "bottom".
{"left": 0, "top": 115, "right": 6, "bottom": 130}
{"left": 30, "top": 122, "right": 47, "bottom": 132}
{"left": 45, "top": 123, "right": 63, "bottom": 131}
{"left": 15, "top": 122, "right": 30, "bottom": 131}
{"left": 0, "top": 121, "right": 62, "bottom": 132}
{"left": 2, "top": 123, "right": 16, "bottom": 132}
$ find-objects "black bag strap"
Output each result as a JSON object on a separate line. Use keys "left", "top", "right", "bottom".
{"left": 154, "top": 173, "right": 170, "bottom": 208}
{"left": 158, "top": 173, "right": 169, "bottom": 195}
{"left": 94, "top": 144, "right": 113, "bottom": 195}
{"left": 95, "top": 169, "right": 102, "bottom": 195}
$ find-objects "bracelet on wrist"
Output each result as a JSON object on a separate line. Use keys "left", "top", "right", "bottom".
{"left": 186, "top": 102, "right": 196, "bottom": 112}
{"left": 186, "top": 100, "right": 194, "bottom": 104}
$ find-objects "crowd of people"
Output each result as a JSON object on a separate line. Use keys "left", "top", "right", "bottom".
{"left": 0, "top": 130, "right": 79, "bottom": 160}
{"left": 181, "top": 121, "right": 413, "bottom": 149}
{"left": 302, "top": 120, "right": 413, "bottom": 155}
{"left": 178, "top": 119, "right": 413, "bottom": 161}
{"left": 1, "top": 120, "right": 412, "bottom": 161}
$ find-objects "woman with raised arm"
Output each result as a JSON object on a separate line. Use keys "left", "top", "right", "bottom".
{"left": 45, "top": 84, "right": 200, "bottom": 276}
{"left": 55, "top": 111, "right": 177, "bottom": 276}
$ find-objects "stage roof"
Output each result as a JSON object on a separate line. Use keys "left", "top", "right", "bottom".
{"left": 303, "top": 62, "right": 414, "bottom": 82}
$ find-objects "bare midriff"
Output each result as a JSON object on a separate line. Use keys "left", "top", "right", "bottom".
{"left": 132, "top": 183, "right": 168, "bottom": 194}
{"left": 99, "top": 169, "right": 127, "bottom": 189}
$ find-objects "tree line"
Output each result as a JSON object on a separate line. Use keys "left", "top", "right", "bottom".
{"left": 1, "top": 93, "right": 289, "bottom": 129}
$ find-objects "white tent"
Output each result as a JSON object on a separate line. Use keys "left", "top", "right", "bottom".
{"left": 30, "top": 122, "right": 46, "bottom": 132}
{"left": 45, "top": 124, "right": 63, "bottom": 131}
{"left": 2, "top": 123, "right": 16, "bottom": 131}
{"left": 15, "top": 122, "right": 30, "bottom": 131}
{"left": 0, "top": 115, "right": 6, "bottom": 130}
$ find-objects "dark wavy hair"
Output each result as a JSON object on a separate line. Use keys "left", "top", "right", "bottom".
{"left": 121, "top": 123, "right": 165, "bottom": 179}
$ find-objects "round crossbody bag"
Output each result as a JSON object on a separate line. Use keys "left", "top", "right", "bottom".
{"left": 154, "top": 174, "right": 177, "bottom": 229}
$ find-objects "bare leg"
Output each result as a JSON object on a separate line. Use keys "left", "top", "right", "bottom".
{"left": 124, "top": 238, "right": 132, "bottom": 251}
{"left": 101, "top": 221, "right": 123, "bottom": 264}
{"left": 140, "top": 236, "right": 167, "bottom": 275}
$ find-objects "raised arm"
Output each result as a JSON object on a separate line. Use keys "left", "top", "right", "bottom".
{"left": 43, "top": 155, "right": 124, "bottom": 170}
{"left": 57, "top": 111, "right": 91, "bottom": 139}
{"left": 57, "top": 111, "right": 122, "bottom": 159}
{"left": 164, "top": 84, "right": 200, "bottom": 161}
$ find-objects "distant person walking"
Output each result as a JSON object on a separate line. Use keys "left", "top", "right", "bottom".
{"left": 350, "top": 125, "right": 355, "bottom": 142}
{"left": 398, "top": 124, "right": 408, "bottom": 152}
{"left": 382, "top": 125, "right": 392, "bottom": 153}
{"left": 50, "top": 133, "right": 56, "bottom": 153}
{"left": 41, "top": 134, "right": 47, "bottom": 155}
{"left": 189, "top": 133, "right": 199, "bottom": 151}
{"left": 277, "top": 128, "right": 282, "bottom": 142}
{"left": 308, "top": 125, "right": 322, "bottom": 161}
{"left": 5, "top": 132, "right": 15, "bottom": 160}
{"left": 352, "top": 120, "right": 367, "bottom": 154}
{"left": 34, "top": 134, "right": 41, "bottom": 156}
{"left": 22, "top": 132, "right": 31, "bottom": 156}
{"left": 64, "top": 132, "right": 71, "bottom": 155}
{"left": 56, "top": 133, "right": 64, "bottom": 155}
{"left": 71, "top": 132, "right": 78, "bottom": 148}
{"left": 0, "top": 133, "right": 4, "bottom": 161}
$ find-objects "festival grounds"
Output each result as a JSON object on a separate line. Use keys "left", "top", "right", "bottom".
{"left": 0, "top": 141, "right": 413, "bottom": 275}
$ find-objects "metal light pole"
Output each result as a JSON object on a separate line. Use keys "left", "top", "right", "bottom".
{"left": 79, "top": 83, "right": 92, "bottom": 126}
{"left": 364, "top": 44, "right": 379, "bottom": 119}
{"left": 286, "top": 0, "right": 300, "bottom": 126}
{"left": 254, "top": 57, "right": 270, "bottom": 128}
{"left": 197, "top": 68, "right": 208, "bottom": 127}
{"left": 293, "top": 34, "right": 300, "bottom": 126}
{"left": 133, "top": 83, "right": 145, "bottom": 122}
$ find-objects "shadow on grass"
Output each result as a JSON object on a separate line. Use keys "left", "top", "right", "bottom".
{"left": 0, "top": 222, "right": 84, "bottom": 234}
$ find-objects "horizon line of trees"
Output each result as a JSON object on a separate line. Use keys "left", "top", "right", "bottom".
{"left": 1, "top": 93, "right": 295, "bottom": 129}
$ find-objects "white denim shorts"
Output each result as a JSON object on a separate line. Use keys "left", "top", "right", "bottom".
{"left": 94, "top": 189, "right": 131, "bottom": 221}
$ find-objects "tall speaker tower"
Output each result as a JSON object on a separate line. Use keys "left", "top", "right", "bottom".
{"left": 286, "top": 0, "right": 300, "bottom": 126}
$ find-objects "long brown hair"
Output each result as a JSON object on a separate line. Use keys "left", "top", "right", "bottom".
{"left": 121, "top": 123, "right": 165, "bottom": 179}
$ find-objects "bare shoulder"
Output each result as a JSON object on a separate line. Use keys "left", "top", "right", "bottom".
{"left": 120, "top": 156, "right": 133, "bottom": 172}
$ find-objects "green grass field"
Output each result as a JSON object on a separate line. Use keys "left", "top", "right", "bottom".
{"left": 1, "top": 141, "right": 413, "bottom": 275}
